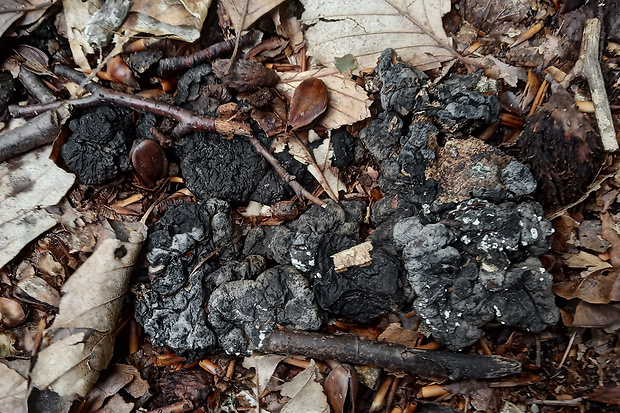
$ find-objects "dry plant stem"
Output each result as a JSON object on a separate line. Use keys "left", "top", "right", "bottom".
{"left": 0, "top": 105, "right": 70, "bottom": 163}
{"left": 10, "top": 65, "right": 252, "bottom": 136}
{"left": 370, "top": 376, "right": 394, "bottom": 413}
{"left": 247, "top": 135, "right": 327, "bottom": 208}
{"left": 157, "top": 32, "right": 254, "bottom": 76}
{"left": 146, "top": 400, "right": 194, "bottom": 413}
{"left": 260, "top": 331, "right": 521, "bottom": 380}
{"left": 290, "top": 132, "right": 339, "bottom": 201}
{"left": 561, "top": 18, "right": 618, "bottom": 152}
{"left": 18, "top": 68, "right": 56, "bottom": 103}
{"left": 224, "top": 0, "right": 251, "bottom": 75}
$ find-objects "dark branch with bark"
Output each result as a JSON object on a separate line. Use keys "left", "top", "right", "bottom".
{"left": 156, "top": 32, "right": 255, "bottom": 76}
{"left": 7, "top": 65, "right": 327, "bottom": 207}
{"left": 260, "top": 330, "right": 522, "bottom": 380}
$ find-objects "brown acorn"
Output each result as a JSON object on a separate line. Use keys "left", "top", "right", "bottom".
{"left": 130, "top": 139, "right": 168, "bottom": 186}
{"left": 107, "top": 56, "right": 139, "bottom": 88}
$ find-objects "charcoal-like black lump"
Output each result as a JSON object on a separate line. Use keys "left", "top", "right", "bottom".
{"left": 60, "top": 106, "right": 133, "bottom": 185}
{"left": 208, "top": 265, "right": 323, "bottom": 355}
{"left": 175, "top": 132, "right": 265, "bottom": 204}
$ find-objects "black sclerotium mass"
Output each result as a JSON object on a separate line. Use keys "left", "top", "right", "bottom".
{"left": 133, "top": 48, "right": 559, "bottom": 355}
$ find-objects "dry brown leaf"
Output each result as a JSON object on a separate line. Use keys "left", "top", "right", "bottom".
{"left": 563, "top": 251, "right": 612, "bottom": 271}
{"left": 278, "top": 68, "right": 371, "bottom": 129}
{"left": 553, "top": 269, "right": 620, "bottom": 304}
{"left": 600, "top": 212, "right": 620, "bottom": 267}
{"left": 62, "top": 0, "right": 98, "bottom": 70}
{"left": 378, "top": 323, "right": 423, "bottom": 347}
{"left": 82, "top": 364, "right": 149, "bottom": 413}
{"left": 0, "top": 145, "right": 75, "bottom": 269}
{"left": 586, "top": 386, "right": 620, "bottom": 405}
{"left": 30, "top": 221, "right": 145, "bottom": 403}
{"left": 281, "top": 362, "right": 330, "bottom": 413}
{"left": 324, "top": 364, "right": 358, "bottom": 413}
{"left": 562, "top": 301, "right": 620, "bottom": 328}
{"left": 312, "top": 133, "right": 345, "bottom": 198}
{"left": 288, "top": 78, "right": 329, "bottom": 130}
{"left": 220, "top": 0, "right": 286, "bottom": 32}
{"left": 300, "top": 0, "right": 455, "bottom": 71}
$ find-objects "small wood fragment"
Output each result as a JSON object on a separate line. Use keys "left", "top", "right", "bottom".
{"left": 561, "top": 18, "right": 618, "bottom": 152}
{"left": 331, "top": 241, "right": 373, "bottom": 272}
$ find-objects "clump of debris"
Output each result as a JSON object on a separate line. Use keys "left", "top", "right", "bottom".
{"left": 132, "top": 48, "right": 559, "bottom": 357}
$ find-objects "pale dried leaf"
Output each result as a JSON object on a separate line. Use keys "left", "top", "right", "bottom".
{"left": 221, "top": 0, "right": 286, "bottom": 32}
{"left": 563, "top": 251, "right": 612, "bottom": 270}
{"left": 331, "top": 241, "right": 373, "bottom": 272}
{"left": 0, "top": 361, "right": 28, "bottom": 413}
{"left": 278, "top": 68, "right": 371, "bottom": 129}
{"left": 300, "top": 0, "right": 454, "bottom": 71}
{"left": 30, "top": 222, "right": 145, "bottom": 401}
{"left": 62, "top": 0, "right": 98, "bottom": 70}
{"left": 287, "top": 135, "right": 338, "bottom": 201}
{"left": 242, "top": 354, "right": 285, "bottom": 395}
{"left": 98, "top": 394, "right": 134, "bottom": 413}
{"left": 82, "top": 364, "right": 148, "bottom": 413}
{"left": 126, "top": 0, "right": 212, "bottom": 42}
{"left": 473, "top": 55, "right": 527, "bottom": 87}
{"left": 312, "top": 134, "right": 345, "bottom": 197}
{"left": 281, "top": 362, "right": 330, "bottom": 413}
{"left": 0, "top": 0, "right": 47, "bottom": 39}
{"left": 0, "top": 145, "right": 75, "bottom": 269}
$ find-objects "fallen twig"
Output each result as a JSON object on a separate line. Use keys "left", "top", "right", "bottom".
{"left": 10, "top": 65, "right": 252, "bottom": 137}
{"left": 9, "top": 65, "right": 326, "bottom": 206}
{"left": 561, "top": 18, "right": 618, "bottom": 152}
{"left": 247, "top": 135, "right": 327, "bottom": 208}
{"left": 260, "top": 330, "right": 521, "bottom": 380}
{"left": 0, "top": 105, "right": 70, "bottom": 163}
{"left": 157, "top": 32, "right": 254, "bottom": 76}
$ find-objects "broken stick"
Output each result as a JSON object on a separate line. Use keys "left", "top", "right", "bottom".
{"left": 561, "top": 18, "right": 618, "bottom": 152}
{"left": 8, "top": 66, "right": 327, "bottom": 207}
{"left": 260, "top": 330, "right": 521, "bottom": 380}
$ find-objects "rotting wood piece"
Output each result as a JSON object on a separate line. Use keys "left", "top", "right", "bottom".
{"left": 561, "top": 18, "right": 618, "bottom": 152}
{"left": 260, "top": 330, "right": 522, "bottom": 380}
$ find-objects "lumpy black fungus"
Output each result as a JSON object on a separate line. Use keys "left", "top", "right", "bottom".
{"left": 250, "top": 150, "right": 312, "bottom": 205}
{"left": 426, "top": 70, "right": 500, "bottom": 132}
{"left": 359, "top": 111, "right": 404, "bottom": 162}
{"left": 375, "top": 48, "right": 429, "bottom": 116}
{"left": 396, "top": 199, "right": 558, "bottom": 350}
{"left": 331, "top": 129, "right": 356, "bottom": 168}
{"left": 208, "top": 265, "right": 324, "bottom": 355}
{"left": 134, "top": 200, "right": 240, "bottom": 360}
{"left": 244, "top": 201, "right": 407, "bottom": 323}
{"left": 175, "top": 132, "right": 265, "bottom": 204}
{"left": 60, "top": 106, "right": 133, "bottom": 185}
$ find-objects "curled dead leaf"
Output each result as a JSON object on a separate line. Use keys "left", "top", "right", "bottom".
{"left": 553, "top": 269, "right": 620, "bottom": 304}
{"left": 561, "top": 301, "right": 620, "bottom": 328}
{"left": 288, "top": 77, "right": 328, "bottom": 130}
{"left": 324, "top": 364, "right": 359, "bottom": 413}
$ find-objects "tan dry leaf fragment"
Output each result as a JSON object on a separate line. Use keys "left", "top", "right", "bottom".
{"left": 0, "top": 361, "right": 29, "bottom": 413}
{"left": 62, "top": 0, "right": 98, "bottom": 70}
{"left": 242, "top": 354, "right": 285, "bottom": 395}
{"left": 0, "top": 145, "right": 75, "bottom": 269}
{"left": 281, "top": 362, "right": 330, "bottom": 413}
{"left": 125, "top": 0, "right": 212, "bottom": 42}
{"left": 30, "top": 222, "right": 145, "bottom": 402}
{"left": 220, "top": 0, "right": 286, "bottom": 32}
{"left": 277, "top": 67, "right": 371, "bottom": 129}
{"left": 300, "top": 0, "right": 454, "bottom": 71}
